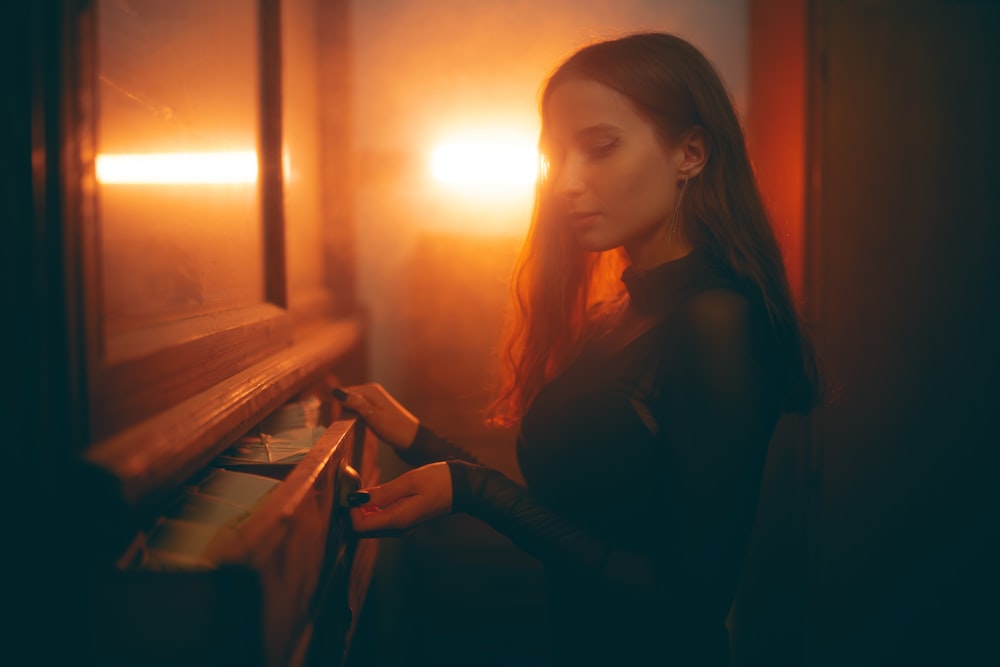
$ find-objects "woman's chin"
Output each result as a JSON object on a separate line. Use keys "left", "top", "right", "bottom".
{"left": 573, "top": 230, "right": 618, "bottom": 253}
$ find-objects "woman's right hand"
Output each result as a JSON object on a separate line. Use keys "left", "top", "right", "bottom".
{"left": 348, "top": 461, "right": 453, "bottom": 535}
{"left": 334, "top": 382, "right": 420, "bottom": 452}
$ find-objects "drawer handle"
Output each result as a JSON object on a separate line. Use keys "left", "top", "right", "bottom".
{"left": 337, "top": 461, "right": 362, "bottom": 508}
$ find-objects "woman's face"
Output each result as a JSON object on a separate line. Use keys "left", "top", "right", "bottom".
{"left": 544, "top": 77, "right": 688, "bottom": 269}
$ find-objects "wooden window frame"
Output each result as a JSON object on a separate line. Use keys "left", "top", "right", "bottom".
{"left": 65, "top": 0, "right": 361, "bottom": 517}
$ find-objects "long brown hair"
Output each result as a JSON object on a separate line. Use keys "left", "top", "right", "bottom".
{"left": 489, "top": 32, "right": 821, "bottom": 426}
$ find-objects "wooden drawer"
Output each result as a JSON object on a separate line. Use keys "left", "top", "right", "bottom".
{"left": 84, "top": 418, "right": 379, "bottom": 667}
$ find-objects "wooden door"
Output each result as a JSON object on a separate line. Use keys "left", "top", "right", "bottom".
{"left": 810, "top": 1, "right": 998, "bottom": 663}
{"left": 744, "top": 1, "right": 999, "bottom": 664}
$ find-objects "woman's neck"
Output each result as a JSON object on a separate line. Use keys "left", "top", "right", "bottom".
{"left": 625, "top": 237, "right": 694, "bottom": 271}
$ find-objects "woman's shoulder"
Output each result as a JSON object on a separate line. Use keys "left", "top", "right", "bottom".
{"left": 675, "top": 285, "right": 769, "bottom": 352}
{"left": 682, "top": 286, "right": 752, "bottom": 323}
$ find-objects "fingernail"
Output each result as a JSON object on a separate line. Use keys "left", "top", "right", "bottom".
{"left": 347, "top": 491, "right": 370, "bottom": 507}
{"left": 332, "top": 388, "right": 349, "bottom": 401}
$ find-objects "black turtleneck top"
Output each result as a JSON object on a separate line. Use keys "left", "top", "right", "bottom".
{"left": 398, "top": 248, "right": 783, "bottom": 665}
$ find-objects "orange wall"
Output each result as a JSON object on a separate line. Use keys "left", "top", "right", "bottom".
{"left": 748, "top": 0, "right": 807, "bottom": 301}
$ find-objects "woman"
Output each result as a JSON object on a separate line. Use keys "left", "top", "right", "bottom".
{"left": 337, "top": 32, "right": 822, "bottom": 665}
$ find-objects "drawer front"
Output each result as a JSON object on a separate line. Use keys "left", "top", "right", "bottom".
{"left": 217, "top": 419, "right": 367, "bottom": 667}
{"left": 85, "top": 418, "right": 377, "bottom": 667}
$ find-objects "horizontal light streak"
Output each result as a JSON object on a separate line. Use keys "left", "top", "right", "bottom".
{"left": 96, "top": 150, "right": 259, "bottom": 184}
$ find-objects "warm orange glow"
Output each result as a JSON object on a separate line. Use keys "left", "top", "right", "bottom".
{"left": 421, "top": 127, "right": 540, "bottom": 236}
{"left": 430, "top": 132, "right": 539, "bottom": 195}
{"left": 96, "top": 150, "right": 259, "bottom": 185}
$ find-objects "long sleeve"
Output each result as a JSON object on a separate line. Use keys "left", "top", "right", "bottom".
{"left": 448, "top": 460, "right": 627, "bottom": 577}
{"left": 395, "top": 424, "right": 481, "bottom": 467}
{"left": 659, "top": 289, "right": 780, "bottom": 613}
{"left": 447, "top": 288, "right": 780, "bottom": 612}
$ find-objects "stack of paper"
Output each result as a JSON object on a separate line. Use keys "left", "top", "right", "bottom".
{"left": 213, "top": 427, "right": 325, "bottom": 466}
{"left": 137, "top": 469, "right": 281, "bottom": 570}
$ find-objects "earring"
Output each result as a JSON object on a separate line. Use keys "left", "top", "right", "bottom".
{"left": 667, "top": 177, "right": 688, "bottom": 247}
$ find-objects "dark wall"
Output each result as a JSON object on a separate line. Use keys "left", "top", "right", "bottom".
{"left": 4, "top": 1, "right": 89, "bottom": 663}
{"left": 743, "top": 1, "right": 999, "bottom": 665}
{"left": 811, "top": 2, "right": 999, "bottom": 663}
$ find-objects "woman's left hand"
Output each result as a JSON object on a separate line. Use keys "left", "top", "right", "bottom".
{"left": 349, "top": 462, "right": 453, "bottom": 534}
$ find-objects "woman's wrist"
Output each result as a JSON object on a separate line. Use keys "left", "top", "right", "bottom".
{"left": 446, "top": 460, "right": 474, "bottom": 514}
{"left": 403, "top": 422, "right": 429, "bottom": 451}
{"left": 395, "top": 424, "right": 481, "bottom": 468}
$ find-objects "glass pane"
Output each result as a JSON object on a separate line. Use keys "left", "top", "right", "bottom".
{"left": 282, "top": 0, "right": 325, "bottom": 303}
{"left": 96, "top": 0, "right": 263, "bottom": 341}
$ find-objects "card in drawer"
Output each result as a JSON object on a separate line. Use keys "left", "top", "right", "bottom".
{"left": 165, "top": 492, "right": 251, "bottom": 527}
{"left": 194, "top": 468, "right": 281, "bottom": 508}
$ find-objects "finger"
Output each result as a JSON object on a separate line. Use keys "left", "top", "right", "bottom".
{"left": 333, "top": 388, "right": 375, "bottom": 417}
{"left": 349, "top": 504, "right": 393, "bottom": 532}
{"left": 352, "top": 475, "right": 414, "bottom": 510}
{"left": 340, "top": 383, "right": 379, "bottom": 400}
{"left": 349, "top": 496, "right": 423, "bottom": 532}
{"left": 345, "top": 490, "right": 371, "bottom": 507}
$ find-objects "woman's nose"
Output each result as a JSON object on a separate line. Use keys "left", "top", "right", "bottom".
{"left": 553, "top": 158, "right": 585, "bottom": 200}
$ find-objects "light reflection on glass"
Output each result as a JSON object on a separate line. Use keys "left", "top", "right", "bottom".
{"left": 96, "top": 0, "right": 264, "bottom": 339}
{"left": 96, "top": 150, "right": 259, "bottom": 185}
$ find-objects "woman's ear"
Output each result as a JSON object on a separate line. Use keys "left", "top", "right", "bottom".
{"left": 678, "top": 126, "right": 710, "bottom": 179}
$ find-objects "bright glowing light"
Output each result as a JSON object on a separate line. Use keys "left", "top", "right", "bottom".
{"left": 430, "top": 135, "right": 539, "bottom": 192}
{"left": 422, "top": 128, "right": 540, "bottom": 236}
{"left": 96, "top": 151, "right": 259, "bottom": 185}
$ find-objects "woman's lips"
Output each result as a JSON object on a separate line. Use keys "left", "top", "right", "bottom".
{"left": 569, "top": 211, "right": 601, "bottom": 228}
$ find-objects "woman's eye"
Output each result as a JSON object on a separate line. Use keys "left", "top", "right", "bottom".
{"left": 587, "top": 139, "right": 618, "bottom": 158}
